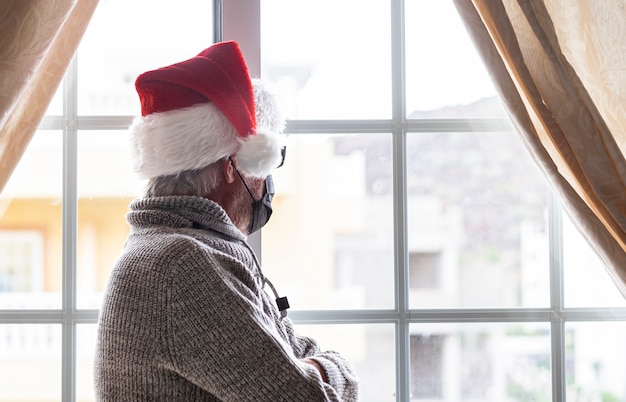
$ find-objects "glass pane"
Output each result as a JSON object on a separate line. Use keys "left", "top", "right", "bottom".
{"left": 295, "top": 323, "right": 395, "bottom": 402}
{"left": 0, "top": 131, "right": 62, "bottom": 309}
{"left": 46, "top": 83, "right": 63, "bottom": 116}
{"left": 407, "top": 132, "right": 549, "bottom": 309}
{"left": 0, "top": 324, "right": 62, "bottom": 401}
{"left": 78, "top": 0, "right": 214, "bottom": 115}
{"left": 565, "top": 322, "right": 626, "bottom": 401}
{"left": 410, "top": 322, "right": 551, "bottom": 401}
{"left": 77, "top": 324, "right": 98, "bottom": 402}
{"left": 564, "top": 214, "right": 626, "bottom": 307}
{"left": 261, "top": 0, "right": 391, "bottom": 119}
{"left": 405, "top": 0, "right": 503, "bottom": 118}
{"left": 263, "top": 133, "right": 394, "bottom": 309}
{"left": 77, "top": 131, "right": 143, "bottom": 309}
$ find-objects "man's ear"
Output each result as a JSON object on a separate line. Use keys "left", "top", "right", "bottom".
{"left": 222, "top": 157, "right": 237, "bottom": 184}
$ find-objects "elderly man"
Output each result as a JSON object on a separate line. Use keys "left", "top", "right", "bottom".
{"left": 94, "top": 41, "right": 359, "bottom": 401}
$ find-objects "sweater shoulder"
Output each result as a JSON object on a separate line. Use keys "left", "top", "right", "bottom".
{"left": 121, "top": 228, "right": 234, "bottom": 267}
{"left": 113, "top": 228, "right": 258, "bottom": 288}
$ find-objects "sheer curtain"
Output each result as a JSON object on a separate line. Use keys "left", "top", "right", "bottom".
{"left": 0, "top": 0, "right": 99, "bottom": 193}
{"left": 453, "top": 0, "right": 626, "bottom": 296}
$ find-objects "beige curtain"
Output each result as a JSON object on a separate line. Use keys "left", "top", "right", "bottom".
{"left": 453, "top": 0, "right": 626, "bottom": 297}
{"left": 0, "top": 0, "right": 99, "bottom": 193}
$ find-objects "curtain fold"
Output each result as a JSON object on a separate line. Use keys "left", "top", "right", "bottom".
{"left": 453, "top": 0, "right": 626, "bottom": 297}
{"left": 0, "top": 0, "right": 99, "bottom": 193}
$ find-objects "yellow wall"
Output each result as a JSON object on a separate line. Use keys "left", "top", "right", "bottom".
{"left": 77, "top": 198, "right": 133, "bottom": 292}
{"left": 0, "top": 199, "right": 63, "bottom": 291}
{"left": 0, "top": 198, "right": 132, "bottom": 293}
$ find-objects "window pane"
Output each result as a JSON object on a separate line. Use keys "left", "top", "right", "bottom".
{"left": 405, "top": 0, "right": 503, "bottom": 118}
{"left": 263, "top": 134, "right": 394, "bottom": 309}
{"left": 410, "top": 323, "right": 551, "bottom": 401}
{"left": 0, "top": 131, "right": 62, "bottom": 309}
{"left": 78, "top": 0, "right": 214, "bottom": 115}
{"left": 407, "top": 132, "right": 549, "bottom": 309}
{"left": 77, "top": 324, "right": 98, "bottom": 402}
{"left": 564, "top": 214, "right": 626, "bottom": 307}
{"left": 46, "top": 83, "right": 63, "bottom": 116}
{"left": 295, "top": 323, "right": 395, "bottom": 402}
{"left": 565, "top": 322, "right": 626, "bottom": 401}
{"left": 261, "top": 0, "right": 391, "bottom": 119}
{"left": 77, "top": 131, "right": 142, "bottom": 308}
{"left": 0, "top": 324, "right": 62, "bottom": 401}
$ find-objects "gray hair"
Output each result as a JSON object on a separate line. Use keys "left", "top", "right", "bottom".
{"left": 143, "top": 161, "right": 223, "bottom": 198}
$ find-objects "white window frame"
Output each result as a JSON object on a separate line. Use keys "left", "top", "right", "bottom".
{"left": 1, "top": 1, "right": 625, "bottom": 401}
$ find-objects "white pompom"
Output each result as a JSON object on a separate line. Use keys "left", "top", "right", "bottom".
{"left": 236, "top": 128, "right": 283, "bottom": 178}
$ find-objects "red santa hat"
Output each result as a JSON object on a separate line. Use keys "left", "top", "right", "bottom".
{"left": 129, "top": 41, "right": 284, "bottom": 180}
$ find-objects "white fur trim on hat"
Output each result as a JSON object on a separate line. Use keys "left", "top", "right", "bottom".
{"left": 129, "top": 102, "right": 241, "bottom": 179}
{"left": 129, "top": 79, "right": 286, "bottom": 180}
{"left": 237, "top": 127, "right": 283, "bottom": 177}
{"left": 252, "top": 79, "right": 284, "bottom": 133}
{"left": 236, "top": 79, "right": 286, "bottom": 177}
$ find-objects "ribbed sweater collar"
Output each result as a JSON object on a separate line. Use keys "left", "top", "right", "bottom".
{"left": 127, "top": 196, "right": 247, "bottom": 242}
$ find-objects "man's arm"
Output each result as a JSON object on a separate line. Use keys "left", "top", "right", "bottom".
{"left": 277, "top": 313, "right": 360, "bottom": 401}
{"left": 166, "top": 251, "right": 353, "bottom": 402}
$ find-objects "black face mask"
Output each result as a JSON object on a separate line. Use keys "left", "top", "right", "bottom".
{"left": 229, "top": 158, "right": 275, "bottom": 234}
{"left": 248, "top": 175, "right": 274, "bottom": 234}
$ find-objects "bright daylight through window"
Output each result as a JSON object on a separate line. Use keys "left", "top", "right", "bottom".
{"left": 1, "top": 1, "right": 625, "bottom": 401}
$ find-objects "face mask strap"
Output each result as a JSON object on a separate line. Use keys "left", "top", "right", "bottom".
{"left": 229, "top": 157, "right": 256, "bottom": 202}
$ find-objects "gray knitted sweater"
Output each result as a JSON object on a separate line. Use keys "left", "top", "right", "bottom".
{"left": 94, "top": 196, "right": 359, "bottom": 401}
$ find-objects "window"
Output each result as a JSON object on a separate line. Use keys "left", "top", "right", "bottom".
{"left": 409, "top": 252, "right": 441, "bottom": 289}
{"left": 410, "top": 334, "right": 444, "bottom": 398}
{"left": 0, "top": 1, "right": 214, "bottom": 400}
{"left": 0, "top": 231, "right": 44, "bottom": 293}
{"left": 0, "top": 130, "right": 63, "bottom": 312}
{"left": 1, "top": 1, "right": 625, "bottom": 401}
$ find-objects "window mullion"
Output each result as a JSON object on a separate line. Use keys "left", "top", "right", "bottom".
{"left": 548, "top": 192, "right": 566, "bottom": 402}
{"left": 62, "top": 54, "right": 79, "bottom": 402}
{"left": 213, "top": 0, "right": 222, "bottom": 43}
{"left": 391, "top": 0, "right": 409, "bottom": 400}
{"left": 392, "top": 127, "right": 410, "bottom": 402}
